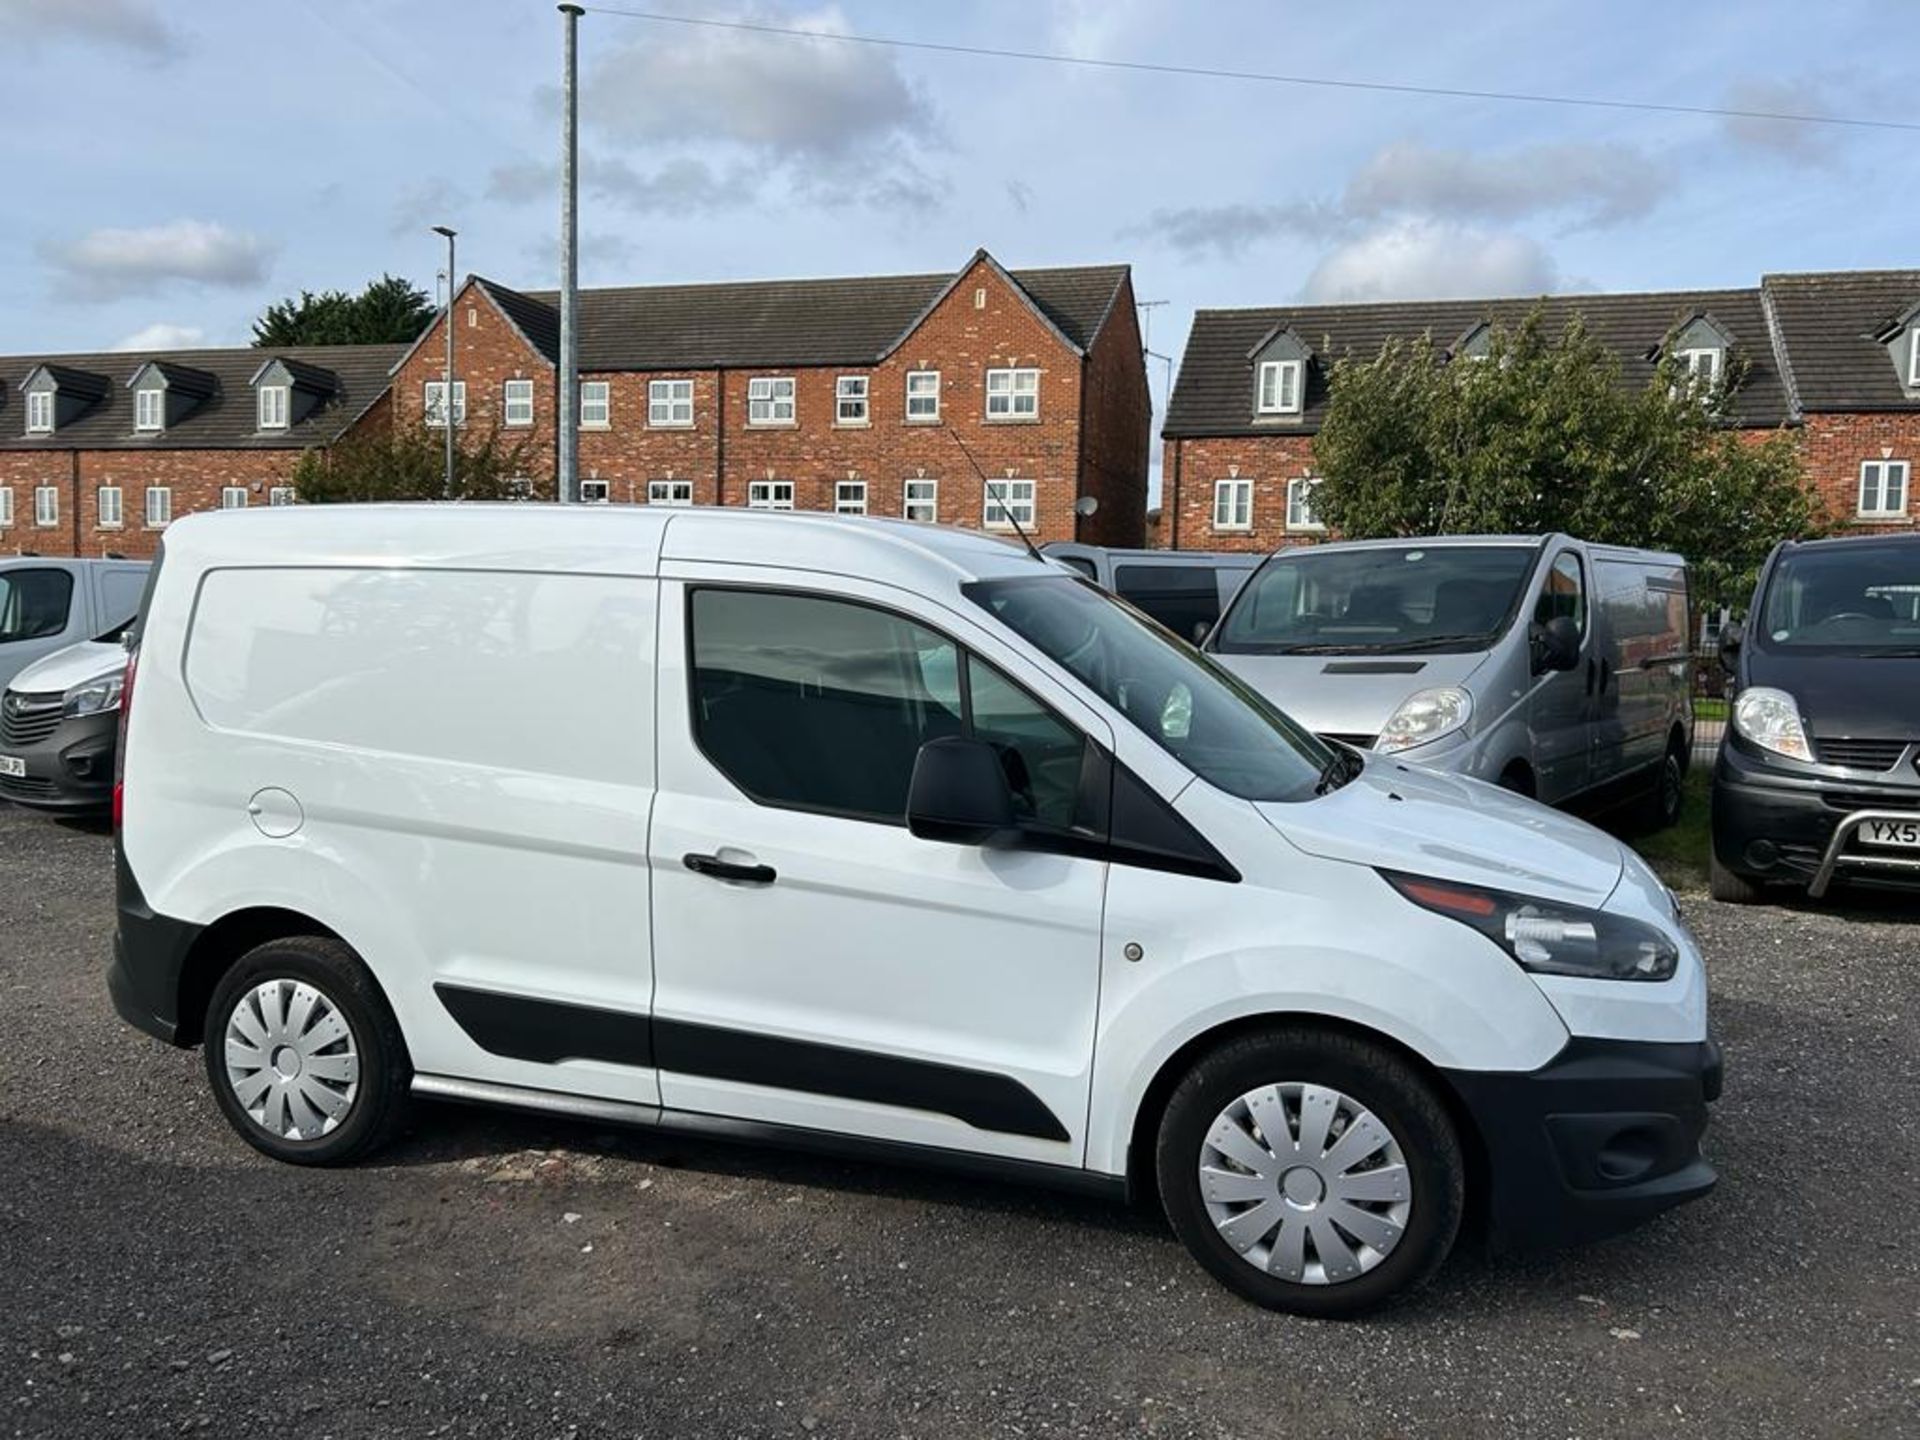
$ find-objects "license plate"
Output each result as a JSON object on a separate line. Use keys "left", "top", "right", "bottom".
{"left": 1861, "top": 817, "right": 1920, "bottom": 849}
{"left": 0, "top": 756, "right": 22, "bottom": 778}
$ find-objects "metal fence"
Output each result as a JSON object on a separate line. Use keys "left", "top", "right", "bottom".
{"left": 1690, "top": 643, "right": 1728, "bottom": 768}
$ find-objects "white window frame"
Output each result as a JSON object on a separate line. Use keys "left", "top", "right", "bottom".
{"left": 1286, "top": 476, "right": 1325, "bottom": 533}
{"left": 144, "top": 486, "right": 171, "bottom": 529}
{"left": 221, "top": 486, "right": 249, "bottom": 510}
{"left": 905, "top": 370, "right": 940, "bottom": 422}
{"left": 0, "top": 487, "right": 13, "bottom": 527}
{"left": 748, "top": 479, "right": 794, "bottom": 510}
{"left": 1676, "top": 347, "right": 1723, "bottom": 396}
{"left": 983, "top": 478, "right": 1035, "bottom": 530}
{"left": 1212, "top": 478, "right": 1252, "bottom": 532}
{"left": 579, "top": 478, "right": 611, "bottom": 504}
{"left": 747, "top": 376, "right": 795, "bottom": 426}
{"left": 258, "top": 384, "right": 290, "bottom": 431}
{"left": 34, "top": 485, "right": 58, "bottom": 527}
{"left": 1858, "top": 459, "right": 1911, "bottom": 519}
{"left": 578, "top": 380, "right": 611, "bottom": 429}
{"left": 97, "top": 485, "right": 122, "bottom": 529}
{"left": 134, "top": 388, "right": 164, "bottom": 432}
{"left": 904, "top": 478, "right": 938, "bottom": 522}
{"left": 1908, "top": 329, "right": 1920, "bottom": 389}
{"left": 835, "top": 480, "right": 867, "bottom": 515}
{"left": 648, "top": 479, "right": 694, "bottom": 507}
{"left": 25, "top": 390, "right": 54, "bottom": 434}
{"left": 647, "top": 378, "right": 693, "bottom": 428}
{"left": 502, "top": 378, "right": 535, "bottom": 428}
{"left": 423, "top": 380, "right": 466, "bottom": 428}
{"left": 1257, "top": 359, "right": 1304, "bottom": 416}
{"left": 984, "top": 367, "right": 1039, "bottom": 421}
{"left": 269, "top": 485, "right": 296, "bottom": 507}
{"left": 835, "top": 375, "right": 869, "bottom": 426}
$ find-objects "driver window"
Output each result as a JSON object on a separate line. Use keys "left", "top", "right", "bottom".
{"left": 1534, "top": 552, "right": 1586, "bottom": 637}
{"left": 967, "top": 657, "right": 1086, "bottom": 830}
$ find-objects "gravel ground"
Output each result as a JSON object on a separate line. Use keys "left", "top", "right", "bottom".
{"left": 2, "top": 801, "right": 1916, "bottom": 1440}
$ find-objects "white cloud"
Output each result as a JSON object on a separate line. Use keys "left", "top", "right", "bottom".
{"left": 1720, "top": 78, "right": 1838, "bottom": 164}
{"left": 111, "top": 322, "right": 207, "bottom": 352}
{"left": 1124, "top": 201, "right": 1345, "bottom": 260}
{"left": 0, "top": 0, "right": 177, "bottom": 56}
{"left": 1344, "top": 141, "right": 1666, "bottom": 227}
{"left": 42, "top": 220, "right": 276, "bottom": 301}
{"left": 1302, "top": 221, "right": 1561, "bottom": 304}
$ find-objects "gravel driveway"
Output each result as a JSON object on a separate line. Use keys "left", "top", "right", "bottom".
{"left": 2, "top": 802, "right": 1916, "bottom": 1439}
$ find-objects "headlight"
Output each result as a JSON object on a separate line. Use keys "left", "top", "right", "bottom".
{"left": 1382, "top": 870, "right": 1678, "bottom": 982}
{"left": 62, "top": 672, "right": 125, "bottom": 718}
{"left": 1732, "top": 685, "right": 1812, "bottom": 763}
{"left": 1375, "top": 686, "right": 1472, "bottom": 753}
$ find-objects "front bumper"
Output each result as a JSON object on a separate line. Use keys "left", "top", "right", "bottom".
{"left": 0, "top": 706, "right": 117, "bottom": 812}
{"left": 1712, "top": 740, "right": 1920, "bottom": 896}
{"left": 1445, "top": 1036, "right": 1720, "bottom": 1253}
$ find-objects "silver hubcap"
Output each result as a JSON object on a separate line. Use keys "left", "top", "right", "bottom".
{"left": 1198, "top": 1082, "right": 1412, "bottom": 1285}
{"left": 224, "top": 979, "right": 360, "bottom": 1141}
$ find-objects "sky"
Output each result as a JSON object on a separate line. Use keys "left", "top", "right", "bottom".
{"left": 2, "top": 0, "right": 1915, "bottom": 467}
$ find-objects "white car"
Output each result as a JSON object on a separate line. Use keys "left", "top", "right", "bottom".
{"left": 110, "top": 505, "right": 1719, "bottom": 1317}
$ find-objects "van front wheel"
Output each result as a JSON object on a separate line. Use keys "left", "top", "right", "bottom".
{"left": 1155, "top": 1026, "right": 1463, "bottom": 1318}
{"left": 203, "top": 935, "right": 411, "bottom": 1165}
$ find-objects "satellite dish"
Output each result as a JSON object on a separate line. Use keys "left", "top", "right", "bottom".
{"left": 1074, "top": 495, "right": 1100, "bottom": 517}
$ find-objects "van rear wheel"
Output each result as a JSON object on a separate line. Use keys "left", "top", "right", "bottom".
{"left": 204, "top": 935, "right": 411, "bottom": 1165}
{"left": 1155, "top": 1025, "right": 1463, "bottom": 1319}
{"left": 1708, "top": 850, "right": 1762, "bottom": 905}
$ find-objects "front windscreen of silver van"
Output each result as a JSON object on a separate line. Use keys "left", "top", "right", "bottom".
{"left": 1212, "top": 545, "right": 1537, "bottom": 657}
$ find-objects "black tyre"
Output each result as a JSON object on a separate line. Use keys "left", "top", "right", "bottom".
{"left": 203, "top": 935, "right": 411, "bottom": 1165}
{"left": 1708, "top": 850, "right": 1762, "bottom": 905}
{"left": 1645, "top": 745, "right": 1686, "bottom": 830}
{"left": 1497, "top": 764, "right": 1534, "bottom": 798}
{"left": 1155, "top": 1025, "right": 1464, "bottom": 1319}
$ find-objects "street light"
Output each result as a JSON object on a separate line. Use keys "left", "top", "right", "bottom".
{"left": 431, "top": 225, "right": 457, "bottom": 500}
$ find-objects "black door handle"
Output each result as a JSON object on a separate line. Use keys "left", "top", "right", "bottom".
{"left": 1585, "top": 657, "right": 1596, "bottom": 695}
{"left": 683, "top": 852, "right": 777, "bottom": 885}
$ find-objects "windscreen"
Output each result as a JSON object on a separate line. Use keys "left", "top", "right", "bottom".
{"left": 1759, "top": 542, "right": 1920, "bottom": 653}
{"left": 1214, "top": 544, "right": 1537, "bottom": 655}
{"left": 968, "top": 575, "right": 1334, "bottom": 802}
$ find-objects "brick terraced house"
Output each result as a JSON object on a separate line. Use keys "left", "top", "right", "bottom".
{"left": 0, "top": 345, "right": 401, "bottom": 558}
{"left": 388, "top": 249, "right": 1152, "bottom": 546}
{"left": 1161, "top": 268, "right": 1920, "bottom": 553}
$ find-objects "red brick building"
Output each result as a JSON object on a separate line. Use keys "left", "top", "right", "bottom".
{"left": 0, "top": 346, "right": 400, "bottom": 558}
{"left": 1161, "top": 268, "right": 1920, "bottom": 553}
{"left": 389, "top": 249, "right": 1152, "bottom": 545}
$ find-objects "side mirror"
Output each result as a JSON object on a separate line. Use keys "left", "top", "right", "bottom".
{"left": 1190, "top": 619, "right": 1212, "bottom": 647}
{"left": 907, "top": 737, "right": 1016, "bottom": 846}
{"left": 1530, "top": 615, "right": 1581, "bottom": 674}
{"left": 1718, "top": 621, "right": 1744, "bottom": 676}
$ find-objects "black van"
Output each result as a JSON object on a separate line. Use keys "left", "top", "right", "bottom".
{"left": 1712, "top": 534, "right": 1920, "bottom": 902}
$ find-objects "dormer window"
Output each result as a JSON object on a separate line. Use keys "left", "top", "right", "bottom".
{"left": 1909, "top": 327, "right": 1920, "bottom": 388}
{"left": 1677, "top": 346, "right": 1723, "bottom": 393}
{"left": 258, "top": 384, "right": 289, "bottom": 430}
{"left": 135, "top": 388, "right": 164, "bottom": 432}
{"left": 1257, "top": 359, "right": 1303, "bottom": 415}
{"left": 25, "top": 391, "right": 53, "bottom": 434}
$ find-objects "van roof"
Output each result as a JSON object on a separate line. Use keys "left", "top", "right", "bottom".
{"left": 154, "top": 503, "right": 1057, "bottom": 590}
{"left": 1256, "top": 534, "right": 1686, "bottom": 567}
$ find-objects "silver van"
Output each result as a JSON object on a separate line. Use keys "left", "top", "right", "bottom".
{"left": 1205, "top": 535, "right": 1693, "bottom": 821}
{"left": 0, "top": 556, "right": 149, "bottom": 695}
{"left": 1041, "top": 543, "right": 1261, "bottom": 641}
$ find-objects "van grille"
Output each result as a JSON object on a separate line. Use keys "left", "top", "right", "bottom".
{"left": 0, "top": 692, "right": 63, "bottom": 748}
{"left": 0, "top": 774, "right": 57, "bottom": 802}
{"left": 1821, "top": 791, "right": 1920, "bottom": 813}
{"left": 1815, "top": 737, "right": 1910, "bottom": 772}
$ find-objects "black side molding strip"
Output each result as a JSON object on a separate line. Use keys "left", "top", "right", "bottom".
{"left": 432, "top": 986, "right": 1070, "bottom": 1143}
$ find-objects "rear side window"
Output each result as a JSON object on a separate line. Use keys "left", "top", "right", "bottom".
{"left": 689, "top": 587, "right": 1086, "bottom": 828}
{"left": 0, "top": 568, "right": 74, "bottom": 644}
{"left": 1113, "top": 564, "right": 1226, "bottom": 637}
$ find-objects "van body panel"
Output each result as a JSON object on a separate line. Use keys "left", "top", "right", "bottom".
{"left": 0, "top": 556, "right": 149, "bottom": 692}
{"left": 1213, "top": 650, "right": 1490, "bottom": 741}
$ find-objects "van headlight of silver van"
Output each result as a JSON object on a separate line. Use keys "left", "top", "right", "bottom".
{"left": 1731, "top": 686, "right": 1812, "bottom": 762}
{"left": 1375, "top": 686, "right": 1472, "bottom": 753}
{"left": 1382, "top": 870, "right": 1678, "bottom": 982}
{"left": 62, "top": 672, "right": 125, "bottom": 718}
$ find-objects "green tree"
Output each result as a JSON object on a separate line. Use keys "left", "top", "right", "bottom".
{"left": 252, "top": 274, "right": 435, "bottom": 347}
{"left": 1310, "top": 312, "right": 1827, "bottom": 611}
{"left": 289, "top": 422, "right": 540, "bottom": 504}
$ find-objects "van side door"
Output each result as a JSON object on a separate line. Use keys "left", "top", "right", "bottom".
{"left": 1525, "top": 546, "right": 1593, "bottom": 803}
{"left": 648, "top": 568, "right": 1112, "bottom": 1167}
{"left": 1591, "top": 558, "right": 1678, "bottom": 783}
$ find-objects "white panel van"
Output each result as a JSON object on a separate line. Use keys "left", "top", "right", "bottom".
{"left": 111, "top": 506, "right": 1718, "bottom": 1316}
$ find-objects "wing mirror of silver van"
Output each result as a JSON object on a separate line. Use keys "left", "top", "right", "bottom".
{"left": 907, "top": 737, "right": 1018, "bottom": 846}
{"left": 1190, "top": 620, "right": 1212, "bottom": 647}
{"left": 1530, "top": 616, "right": 1582, "bottom": 674}
{"left": 1717, "top": 621, "right": 1743, "bottom": 676}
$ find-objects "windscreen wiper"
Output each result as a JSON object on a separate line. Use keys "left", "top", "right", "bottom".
{"left": 1372, "top": 633, "right": 1492, "bottom": 654}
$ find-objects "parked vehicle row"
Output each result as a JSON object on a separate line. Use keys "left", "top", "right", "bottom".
{"left": 108, "top": 506, "right": 1717, "bottom": 1318}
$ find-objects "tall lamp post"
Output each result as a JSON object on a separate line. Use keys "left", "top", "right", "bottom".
{"left": 557, "top": 3, "right": 583, "bottom": 503}
{"left": 431, "top": 225, "right": 458, "bottom": 499}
